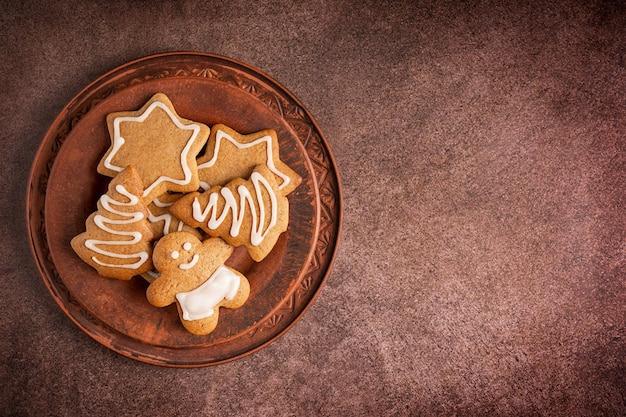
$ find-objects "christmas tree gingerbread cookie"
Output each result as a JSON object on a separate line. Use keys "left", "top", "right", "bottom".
{"left": 169, "top": 164, "right": 290, "bottom": 262}
{"left": 97, "top": 93, "right": 210, "bottom": 201}
{"left": 146, "top": 232, "right": 250, "bottom": 335}
{"left": 196, "top": 124, "right": 302, "bottom": 196}
{"left": 71, "top": 166, "right": 154, "bottom": 280}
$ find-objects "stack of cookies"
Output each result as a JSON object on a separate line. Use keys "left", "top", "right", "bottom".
{"left": 70, "top": 93, "right": 301, "bottom": 335}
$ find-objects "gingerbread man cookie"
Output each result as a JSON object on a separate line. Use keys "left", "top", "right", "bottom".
{"left": 146, "top": 232, "right": 250, "bottom": 335}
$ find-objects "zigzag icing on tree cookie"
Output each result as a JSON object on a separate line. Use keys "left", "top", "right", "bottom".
{"left": 71, "top": 166, "right": 154, "bottom": 280}
{"left": 191, "top": 171, "right": 278, "bottom": 246}
{"left": 85, "top": 184, "right": 150, "bottom": 269}
{"left": 170, "top": 164, "right": 290, "bottom": 262}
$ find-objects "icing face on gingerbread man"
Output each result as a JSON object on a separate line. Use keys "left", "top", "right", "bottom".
{"left": 154, "top": 236, "right": 201, "bottom": 272}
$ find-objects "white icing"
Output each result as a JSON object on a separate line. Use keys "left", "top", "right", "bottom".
{"left": 196, "top": 128, "right": 291, "bottom": 190}
{"left": 147, "top": 197, "right": 188, "bottom": 236}
{"left": 146, "top": 270, "right": 160, "bottom": 279}
{"left": 103, "top": 100, "right": 203, "bottom": 198}
{"left": 175, "top": 266, "right": 241, "bottom": 321}
{"left": 84, "top": 184, "right": 150, "bottom": 269}
{"left": 179, "top": 254, "right": 199, "bottom": 270}
{"left": 183, "top": 242, "right": 192, "bottom": 251}
{"left": 147, "top": 210, "right": 172, "bottom": 235}
{"left": 171, "top": 251, "right": 180, "bottom": 259}
{"left": 191, "top": 172, "right": 278, "bottom": 246}
{"left": 152, "top": 196, "right": 172, "bottom": 208}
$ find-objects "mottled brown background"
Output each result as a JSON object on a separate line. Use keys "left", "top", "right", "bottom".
{"left": 2, "top": 0, "right": 625, "bottom": 415}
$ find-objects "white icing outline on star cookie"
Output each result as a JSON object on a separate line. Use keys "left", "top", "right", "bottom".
{"left": 103, "top": 100, "right": 203, "bottom": 198}
{"left": 196, "top": 128, "right": 291, "bottom": 191}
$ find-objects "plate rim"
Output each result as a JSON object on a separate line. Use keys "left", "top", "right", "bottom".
{"left": 26, "top": 51, "right": 343, "bottom": 367}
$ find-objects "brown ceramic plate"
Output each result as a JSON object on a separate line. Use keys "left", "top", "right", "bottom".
{"left": 27, "top": 52, "right": 341, "bottom": 367}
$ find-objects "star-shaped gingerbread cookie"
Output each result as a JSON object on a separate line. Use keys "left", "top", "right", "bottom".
{"left": 195, "top": 124, "right": 301, "bottom": 195}
{"left": 98, "top": 93, "right": 210, "bottom": 201}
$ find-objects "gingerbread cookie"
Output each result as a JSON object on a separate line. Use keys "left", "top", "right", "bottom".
{"left": 147, "top": 192, "right": 202, "bottom": 240}
{"left": 71, "top": 166, "right": 154, "bottom": 280}
{"left": 97, "top": 93, "right": 210, "bottom": 201}
{"left": 196, "top": 124, "right": 301, "bottom": 195}
{"left": 169, "top": 164, "right": 289, "bottom": 262}
{"left": 146, "top": 232, "right": 250, "bottom": 335}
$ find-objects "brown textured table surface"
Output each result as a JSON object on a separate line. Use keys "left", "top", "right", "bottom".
{"left": 2, "top": 1, "right": 625, "bottom": 415}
